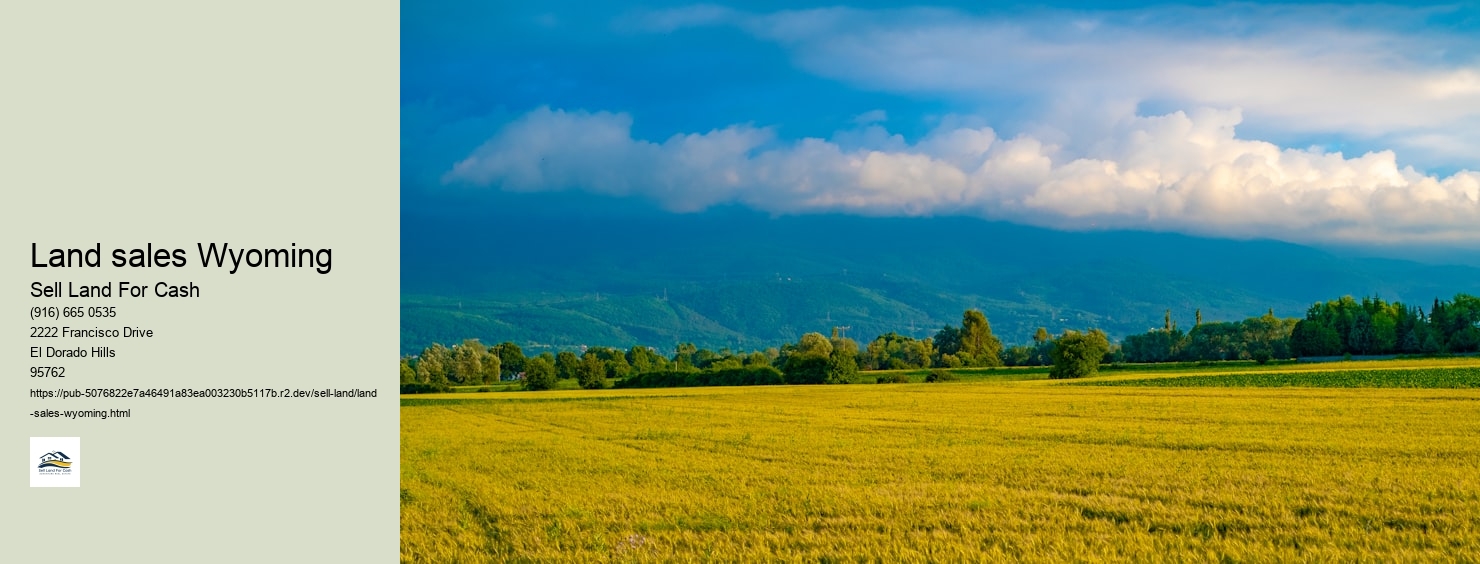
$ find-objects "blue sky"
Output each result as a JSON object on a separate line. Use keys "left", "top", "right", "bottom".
{"left": 404, "top": 1, "right": 1480, "bottom": 250}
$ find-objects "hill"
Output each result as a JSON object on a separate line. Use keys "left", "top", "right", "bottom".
{"left": 401, "top": 209, "right": 1480, "bottom": 355}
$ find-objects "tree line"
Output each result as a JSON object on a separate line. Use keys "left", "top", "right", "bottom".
{"left": 400, "top": 309, "right": 1113, "bottom": 392}
{"left": 1120, "top": 309, "right": 1297, "bottom": 364}
{"left": 1290, "top": 294, "right": 1480, "bottom": 356}
{"left": 1117, "top": 294, "right": 1480, "bottom": 363}
{"left": 400, "top": 293, "right": 1479, "bottom": 392}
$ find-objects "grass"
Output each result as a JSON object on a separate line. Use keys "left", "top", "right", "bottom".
{"left": 1070, "top": 357, "right": 1480, "bottom": 386}
{"left": 868, "top": 366, "right": 1050, "bottom": 383}
{"left": 1083, "top": 366, "right": 1480, "bottom": 388}
{"left": 401, "top": 358, "right": 1480, "bottom": 561}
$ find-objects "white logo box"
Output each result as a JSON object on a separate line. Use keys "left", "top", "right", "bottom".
{"left": 30, "top": 437, "right": 80, "bottom": 488}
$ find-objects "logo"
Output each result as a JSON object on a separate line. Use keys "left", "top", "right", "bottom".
{"left": 38, "top": 451, "right": 72, "bottom": 470}
{"left": 30, "top": 437, "right": 81, "bottom": 487}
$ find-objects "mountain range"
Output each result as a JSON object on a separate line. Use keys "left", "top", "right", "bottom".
{"left": 401, "top": 207, "right": 1480, "bottom": 356}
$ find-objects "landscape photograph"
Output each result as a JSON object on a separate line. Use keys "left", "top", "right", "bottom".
{"left": 400, "top": 1, "right": 1480, "bottom": 561}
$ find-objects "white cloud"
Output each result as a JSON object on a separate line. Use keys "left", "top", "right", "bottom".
{"left": 634, "top": 4, "right": 1480, "bottom": 170}
{"left": 446, "top": 107, "right": 1480, "bottom": 244}
{"left": 444, "top": 107, "right": 774, "bottom": 211}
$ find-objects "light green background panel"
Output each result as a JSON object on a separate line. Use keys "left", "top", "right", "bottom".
{"left": 1, "top": 2, "right": 399, "bottom": 562}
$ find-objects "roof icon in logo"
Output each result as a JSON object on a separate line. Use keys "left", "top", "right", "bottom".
{"left": 38, "top": 451, "right": 72, "bottom": 469}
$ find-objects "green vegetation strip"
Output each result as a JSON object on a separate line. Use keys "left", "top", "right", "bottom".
{"left": 1081, "top": 366, "right": 1480, "bottom": 388}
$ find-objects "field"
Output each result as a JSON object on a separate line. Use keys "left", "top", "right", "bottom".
{"left": 1086, "top": 366, "right": 1480, "bottom": 388}
{"left": 401, "top": 358, "right": 1480, "bottom": 562}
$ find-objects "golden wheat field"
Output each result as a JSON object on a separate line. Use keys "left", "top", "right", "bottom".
{"left": 401, "top": 360, "right": 1480, "bottom": 562}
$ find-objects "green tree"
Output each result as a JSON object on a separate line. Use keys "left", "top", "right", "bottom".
{"left": 1448, "top": 294, "right": 1480, "bottom": 339}
{"left": 627, "top": 345, "right": 665, "bottom": 373}
{"left": 1049, "top": 329, "right": 1110, "bottom": 379}
{"left": 577, "top": 354, "right": 608, "bottom": 389}
{"left": 1185, "top": 322, "right": 1239, "bottom": 361}
{"left": 1401, "top": 329, "right": 1421, "bottom": 354}
{"left": 706, "top": 354, "right": 744, "bottom": 371}
{"left": 673, "top": 342, "right": 699, "bottom": 370}
{"left": 523, "top": 356, "right": 557, "bottom": 391}
{"left": 1451, "top": 327, "right": 1480, "bottom": 353}
{"left": 416, "top": 343, "right": 451, "bottom": 387}
{"left": 1422, "top": 332, "right": 1442, "bottom": 353}
{"left": 495, "top": 341, "right": 526, "bottom": 378}
{"left": 797, "top": 332, "right": 834, "bottom": 357}
{"left": 399, "top": 356, "right": 416, "bottom": 385}
{"left": 1240, "top": 311, "right": 1294, "bottom": 360}
{"left": 958, "top": 309, "right": 1003, "bottom": 367}
{"left": 1349, "top": 311, "right": 1375, "bottom": 355}
{"left": 692, "top": 347, "right": 722, "bottom": 369}
{"left": 1291, "top": 320, "right": 1342, "bottom": 357}
{"left": 744, "top": 351, "right": 771, "bottom": 367}
{"left": 555, "top": 351, "right": 580, "bottom": 380}
{"left": 1372, "top": 311, "right": 1398, "bottom": 354}
{"left": 825, "top": 337, "right": 860, "bottom": 384}
{"left": 783, "top": 354, "right": 829, "bottom": 384}
{"left": 1003, "top": 345, "right": 1033, "bottom": 366}
{"left": 1122, "top": 327, "right": 1185, "bottom": 363}
{"left": 932, "top": 325, "right": 961, "bottom": 360}
{"left": 908, "top": 338, "right": 936, "bottom": 368}
{"left": 865, "top": 332, "right": 932, "bottom": 370}
{"left": 586, "top": 347, "right": 632, "bottom": 379}
{"left": 479, "top": 348, "right": 502, "bottom": 384}
{"left": 450, "top": 339, "right": 484, "bottom": 384}
{"left": 781, "top": 332, "right": 835, "bottom": 384}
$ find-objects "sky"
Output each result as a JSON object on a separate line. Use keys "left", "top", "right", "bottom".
{"left": 403, "top": 1, "right": 1480, "bottom": 254}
